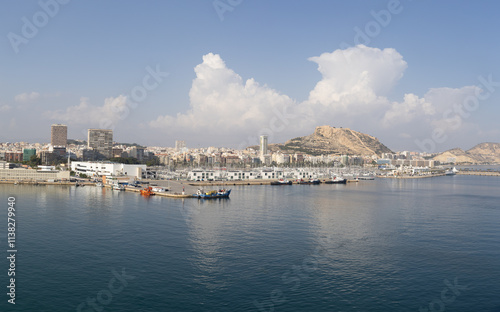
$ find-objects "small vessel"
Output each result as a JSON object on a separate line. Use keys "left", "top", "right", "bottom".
{"left": 95, "top": 182, "right": 104, "bottom": 187}
{"left": 140, "top": 186, "right": 155, "bottom": 196}
{"left": 270, "top": 179, "right": 292, "bottom": 185}
{"left": 298, "top": 178, "right": 320, "bottom": 185}
{"left": 324, "top": 176, "right": 347, "bottom": 184}
{"left": 112, "top": 183, "right": 125, "bottom": 191}
{"left": 195, "top": 189, "right": 231, "bottom": 199}
{"left": 445, "top": 167, "right": 459, "bottom": 175}
{"left": 358, "top": 173, "right": 375, "bottom": 180}
{"left": 152, "top": 186, "right": 168, "bottom": 193}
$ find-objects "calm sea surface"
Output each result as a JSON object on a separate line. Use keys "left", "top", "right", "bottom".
{"left": 1, "top": 175, "right": 500, "bottom": 311}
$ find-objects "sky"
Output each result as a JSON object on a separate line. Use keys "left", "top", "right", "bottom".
{"left": 1, "top": 0, "right": 499, "bottom": 153}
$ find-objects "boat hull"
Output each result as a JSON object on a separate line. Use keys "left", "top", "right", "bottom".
{"left": 195, "top": 189, "right": 231, "bottom": 199}
{"left": 270, "top": 181, "right": 292, "bottom": 185}
{"left": 324, "top": 179, "right": 347, "bottom": 184}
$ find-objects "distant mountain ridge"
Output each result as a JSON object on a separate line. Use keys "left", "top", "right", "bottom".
{"left": 267, "top": 125, "right": 392, "bottom": 156}
{"left": 433, "top": 142, "right": 500, "bottom": 163}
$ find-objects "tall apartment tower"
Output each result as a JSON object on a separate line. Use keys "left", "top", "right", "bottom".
{"left": 175, "top": 140, "right": 186, "bottom": 151}
{"left": 259, "top": 135, "right": 268, "bottom": 157}
{"left": 88, "top": 129, "right": 113, "bottom": 159}
{"left": 51, "top": 124, "right": 67, "bottom": 147}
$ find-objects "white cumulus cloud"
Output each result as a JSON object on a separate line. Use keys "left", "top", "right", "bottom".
{"left": 150, "top": 53, "right": 296, "bottom": 145}
{"left": 14, "top": 92, "right": 40, "bottom": 103}
{"left": 45, "top": 95, "right": 130, "bottom": 129}
{"left": 0, "top": 105, "right": 11, "bottom": 112}
{"left": 307, "top": 45, "right": 407, "bottom": 108}
{"left": 147, "top": 46, "right": 483, "bottom": 148}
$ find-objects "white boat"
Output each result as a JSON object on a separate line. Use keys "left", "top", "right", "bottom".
{"left": 95, "top": 182, "right": 104, "bottom": 187}
{"left": 358, "top": 173, "right": 375, "bottom": 180}
{"left": 112, "top": 183, "right": 125, "bottom": 191}
{"left": 445, "top": 167, "right": 459, "bottom": 175}
{"left": 152, "top": 186, "right": 167, "bottom": 193}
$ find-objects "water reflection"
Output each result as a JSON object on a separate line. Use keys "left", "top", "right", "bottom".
{"left": 185, "top": 199, "right": 232, "bottom": 290}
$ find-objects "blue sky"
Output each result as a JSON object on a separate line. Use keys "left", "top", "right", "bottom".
{"left": 1, "top": 0, "right": 499, "bottom": 152}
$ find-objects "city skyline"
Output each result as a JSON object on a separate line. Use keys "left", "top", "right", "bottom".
{"left": 1, "top": 1, "right": 499, "bottom": 152}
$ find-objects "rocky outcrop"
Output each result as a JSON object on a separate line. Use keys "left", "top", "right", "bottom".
{"left": 433, "top": 142, "right": 500, "bottom": 163}
{"left": 276, "top": 125, "right": 392, "bottom": 156}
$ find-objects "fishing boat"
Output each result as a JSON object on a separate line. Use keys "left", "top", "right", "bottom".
{"left": 140, "top": 186, "right": 155, "bottom": 196}
{"left": 324, "top": 176, "right": 347, "bottom": 184}
{"left": 194, "top": 189, "right": 231, "bottom": 199}
{"left": 270, "top": 179, "right": 292, "bottom": 185}
{"left": 298, "top": 178, "right": 321, "bottom": 185}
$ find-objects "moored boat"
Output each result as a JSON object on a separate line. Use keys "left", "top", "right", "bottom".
{"left": 112, "top": 183, "right": 125, "bottom": 191}
{"left": 140, "top": 186, "right": 155, "bottom": 196}
{"left": 445, "top": 167, "right": 459, "bottom": 175}
{"left": 358, "top": 173, "right": 375, "bottom": 180}
{"left": 324, "top": 176, "right": 347, "bottom": 184}
{"left": 152, "top": 186, "right": 167, "bottom": 193}
{"left": 194, "top": 189, "right": 231, "bottom": 199}
{"left": 298, "top": 178, "right": 320, "bottom": 185}
{"left": 270, "top": 179, "right": 292, "bottom": 185}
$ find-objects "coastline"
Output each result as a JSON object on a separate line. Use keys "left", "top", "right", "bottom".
{"left": 2, "top": 171, "right": 499, "bottom": 198}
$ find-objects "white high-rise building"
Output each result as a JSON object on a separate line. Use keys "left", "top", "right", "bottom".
{"left": 259, "top": 135, "right": 268, "bottom": 158}
{"left": 175, "top": 140, "right": 186, "bottom": 151}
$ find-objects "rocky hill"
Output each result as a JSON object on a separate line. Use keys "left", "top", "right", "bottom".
{"left": 273, "top": 126, "right": 392, "bottom": 156}
{"left": 433, "top": 142, "right": 500, "bottom": 163}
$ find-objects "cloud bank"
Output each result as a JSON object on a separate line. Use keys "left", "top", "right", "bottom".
{"left": 148, "top": 45, "right": 483, "bottom": 148}
{"left": 150, "top": 53, "right": 296, "bottom": 144}
{"left": 45, "top": 95, "right": 130, "bottom": 128}
{"left": 45, "top": 45, "right": 485, "bottom": 149}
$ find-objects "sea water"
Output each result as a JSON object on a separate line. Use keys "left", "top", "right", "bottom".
{"left": 1, "top": 175, "right": 499, "bottom": 311}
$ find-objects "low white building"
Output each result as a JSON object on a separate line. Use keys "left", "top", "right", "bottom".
{"left": 226, "top": 170, "right": 261, "bottom": 180}
{"left": 71, "top": 162, "right": 146, "bottom": 179}
{"left": 0, "top": 168, "right": 70, "bottom": 181}
{"left": 188, "top": 169, "right": 225, "bottom": 181}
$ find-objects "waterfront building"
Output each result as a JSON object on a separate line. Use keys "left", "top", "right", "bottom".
{"left": 71, "top": 161, "right": 146, "bottom": 179}
{"left": 51, "top": 124, "right": 67, "bottom": 147}
{"left": 188, "top": 169, "right": 224, "bottom": 181}
{"left": 289, "top": 168, "right": 319, "bottom": 180}
{"left": 0, "top": 167, "right": 70, "bottom": 181}
{"left": 88, "top": 129, "right": 113, "bottom": 159}
{"left": 226, "top": 170, "right": 261, "bottom": 180}
{"left": 23, "top": 148, "right": 36, "bottom": 161}
{"left": 0, "top": 161, "right": 16, "bottom": 169}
